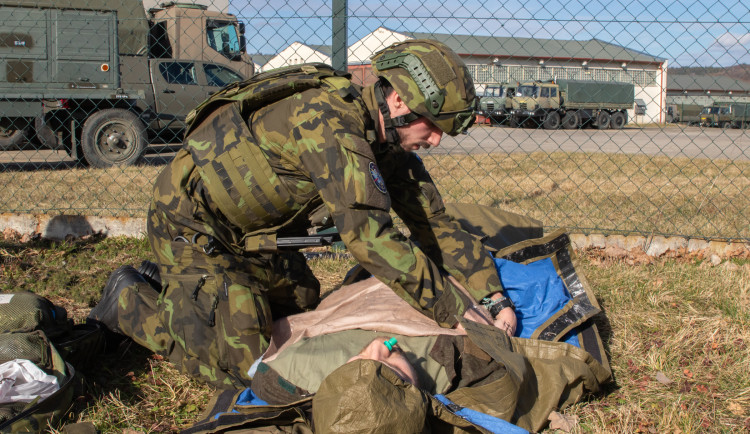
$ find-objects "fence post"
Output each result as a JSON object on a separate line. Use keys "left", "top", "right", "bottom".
{"left": 332, "top": 0, "right": 348, "bottom": 71}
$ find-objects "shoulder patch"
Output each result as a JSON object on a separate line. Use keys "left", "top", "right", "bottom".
{"left": 369, "top": 161, "right": 388, "bottom": 194}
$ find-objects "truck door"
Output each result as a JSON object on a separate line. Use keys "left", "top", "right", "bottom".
{"left": 151, "top": 60, "right": 206, "bottom": 129}
{"left": 549, "top": 86, "right": 560, "bottom": 110}
{"left": 540, "top": 86, "right": 558, "bottom": 109}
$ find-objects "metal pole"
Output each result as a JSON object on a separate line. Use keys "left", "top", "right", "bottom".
{"left": 332, "top": 0, "right": 347, "bottom": 71}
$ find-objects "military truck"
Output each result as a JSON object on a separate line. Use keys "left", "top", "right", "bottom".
{"left": 666, "top": 103, "right": 702, "bottom": 125}
{"left": 0, "top": 0, "right": 253, "bottom": 167}
{"left": 509, "top": 79, "right": 635, "bottom": 130}
{"left": 476, "top": 83, "right": 515, "bottom": 125}
{"left": 699, "top": 105, "right": 731, "bottom": 128}
{"left": 699, "top": 104, "right": 750, "bottom": 128}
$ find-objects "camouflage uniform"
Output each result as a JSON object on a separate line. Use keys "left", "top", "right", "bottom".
{"left": 118, "top": 41, "right": 503, "bottom": 389}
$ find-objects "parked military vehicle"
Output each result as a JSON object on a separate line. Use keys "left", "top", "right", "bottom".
{"left": 666, "top": 103, "right": 702, "bottom": 125}
{"left": 699, "top": 105, "right": 730, "bottom": 128}
{"left": 0, "top": 0, "right": 253, "bottom": 167}
{"left": 476, "top": 83, "right": 515, "bottom": 125}
{"left": 509, "top": 79, "right": 635, "bottom": 129}
{"left": 699, "top": 104, "right": 750, "bottom": 128}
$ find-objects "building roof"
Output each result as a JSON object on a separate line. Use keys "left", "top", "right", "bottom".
{"left": 250, "top": 54, "right": 275, "bottom": 66}
{"left": 401, "top": 31, "right": 664, "bottom": 64}
{"left": 307, "top": 44, "right": 333, "bottom": 57}
{"left": 668, "top": 74, "right": 750, "bottom": 92}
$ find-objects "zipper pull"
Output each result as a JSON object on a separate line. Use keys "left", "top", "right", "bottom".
{"left": 191, "top": 275, "right": 208, "bottom": 301}
{"left": 208, "top": 295, "right": 219, "bottom": 327}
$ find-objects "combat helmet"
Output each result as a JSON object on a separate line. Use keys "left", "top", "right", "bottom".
{"left": 371, "top": 39, "right": 477, "bottom": 138}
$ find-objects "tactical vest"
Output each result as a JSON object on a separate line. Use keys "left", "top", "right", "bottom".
{"left": 183, "top": 64, "right": 358, "bottom": 250}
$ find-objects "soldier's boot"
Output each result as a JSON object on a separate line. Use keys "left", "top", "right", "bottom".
{"left": 137, "top": 260, "right": 162, "bottom": 293}
{"left": 88, "top": 265, "right": 149, "bottom": 334}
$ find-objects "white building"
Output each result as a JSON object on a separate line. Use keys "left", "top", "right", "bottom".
{"left": 255, "top": 27, "right": 668, "bottom": 123}
{"left": 261, "top": 43, "right": 332, "bottom": 72}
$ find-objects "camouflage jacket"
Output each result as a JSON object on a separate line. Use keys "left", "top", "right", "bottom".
{"left": 150, "top": 74, "right": 503, "bottom": 327}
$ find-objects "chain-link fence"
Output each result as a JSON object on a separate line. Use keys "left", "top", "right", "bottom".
{"left": 0, "top": 0, "right": 748, "bottom": 241}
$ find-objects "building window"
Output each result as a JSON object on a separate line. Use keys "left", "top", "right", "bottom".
{"left": 468, "top": 64, "right": 658, "bottom": 88}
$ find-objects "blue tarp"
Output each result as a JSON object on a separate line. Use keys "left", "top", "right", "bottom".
{"left": 434, "top": 394, "right": 529, "bottom": 434}
{"left": 494, "top": 257, "right": 580, "bottom": 347}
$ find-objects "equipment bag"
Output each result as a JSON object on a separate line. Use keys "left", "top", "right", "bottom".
{"left": 0, "top": 292, "right": 103, "bottom": 433}
{"left": 0, "top": 331, "right": 75, "bottom": 432}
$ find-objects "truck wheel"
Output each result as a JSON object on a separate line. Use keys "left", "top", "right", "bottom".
{"left": 0, "top": 121, "right": 30, "bottom": 149}
{"left": 81, "top": 109, "right": 147, "bottom": 168}
{"left": 610, "top": 111, "right": 627, "bottom": 129}
{"left": 595, "top": 111, "right": 611, "bottom": 129}
{"left": 562, "top": 112, "right": 579, "bottom": 129}
{"left": 509, "top": 117, "right": 520, "bottom": 128}
{"left": 543, "top": 112, "right": 561, "bottom": 130}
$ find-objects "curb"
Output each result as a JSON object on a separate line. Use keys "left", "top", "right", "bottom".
{"left": 1, "top": 213, "right": 147, "bottom": 240}
{"left": 2, "top": 212, "right": 748, "bottom": 258}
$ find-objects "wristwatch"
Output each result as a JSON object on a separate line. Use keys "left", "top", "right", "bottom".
{"left": 480, "top": 295, "right": 515, "bottom": 319}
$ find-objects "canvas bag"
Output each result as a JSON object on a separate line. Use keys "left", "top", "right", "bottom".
{"left": 0, "top": 292, "right": 101, "bottom": 432}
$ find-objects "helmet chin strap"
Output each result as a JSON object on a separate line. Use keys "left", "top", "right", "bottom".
{"left": 373, "top": 81, "right": 421, "bottom": 153}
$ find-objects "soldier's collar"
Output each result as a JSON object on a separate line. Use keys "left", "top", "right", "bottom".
{"left": 362, "top": 85, "right": 383, "bottom": 147}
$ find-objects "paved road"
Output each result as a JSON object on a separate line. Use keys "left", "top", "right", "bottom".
{"left": 437, "top": 124, "right": 749, "bottom": 161}
{"left": 1, "top": 125, "right": 748, "bottom": 169}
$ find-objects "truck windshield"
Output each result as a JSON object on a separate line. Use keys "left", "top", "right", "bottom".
{"left": 701, "top": 107, "right": 720, "bottom": 114}
{"left": 484, "top": 87, "right": 505, "bottom": 97}
{"left": 484, "top": 87, "right": 505, "bottom": 98}
{"left": 516, "top": 85, "right": 538, "bottom": 98}
{"left": 207, "top": 21, "right": 242, "bottom": 59}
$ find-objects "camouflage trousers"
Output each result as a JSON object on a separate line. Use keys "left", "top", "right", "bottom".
{"left": 118, "top": 218, "right": 320, "bottom": 389}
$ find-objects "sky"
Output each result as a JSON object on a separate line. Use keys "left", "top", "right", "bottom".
{"left": 225, "top": 0, "right": 750, "bottom": 68}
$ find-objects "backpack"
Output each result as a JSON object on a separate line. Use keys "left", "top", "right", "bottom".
{"left": 0, "top": 292, "right": 104, "bottom": 432}
{"left": 184, "top": 63, "right": 353, "bottom": 138}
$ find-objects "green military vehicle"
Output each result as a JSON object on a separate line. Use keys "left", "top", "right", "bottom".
{"left": 666, "top": 103, "right": 702, "bottom": 125}
{"left": 699, "top": 105, "right": 731, "bottom": 128}
{"left": 0, "top": 0, "right": 254, "bottom": 167}
{"left": 699, "top": 104, "right": 750, "bottom": 128}
{"left": 476, "top": 83, "right": 515, "bottom": 125}
{"left": 509, "top": 79, "right": 635, "bottom": 129}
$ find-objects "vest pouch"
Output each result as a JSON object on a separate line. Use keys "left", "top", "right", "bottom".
{"left": 0, "top": 292, "right": 71, "bottom": 340}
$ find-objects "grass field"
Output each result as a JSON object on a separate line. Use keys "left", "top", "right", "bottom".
{"left": 1, "top": 150, "right": 748, "bottom": 241}
{"left": 1, "top": 234, "right": 748, "bottom": 433}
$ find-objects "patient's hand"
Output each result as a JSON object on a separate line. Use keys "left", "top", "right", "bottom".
{"left": 493, "top": 307, "right": 516, "bottom": 337}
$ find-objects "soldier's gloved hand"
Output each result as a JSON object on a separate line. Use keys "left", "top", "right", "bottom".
{"left": 493, "top": 307, "right": 517, "bottom": 337}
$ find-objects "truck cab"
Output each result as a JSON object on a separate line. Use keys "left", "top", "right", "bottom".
{"left": 147, "top": 2, "right": 253, "bottom": 77}
{"left": 510, "top": 81, "right": 561, "bottom": 127}
{"left": 477, "top": 84, "right": 514, "bottom": 125}
{"left": 699, "top": 105, "right": 731, "bottom": 128}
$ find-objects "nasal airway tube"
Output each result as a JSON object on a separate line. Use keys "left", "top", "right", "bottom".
{"left": 383, "top": 337, "right": 398, "bottom": 351}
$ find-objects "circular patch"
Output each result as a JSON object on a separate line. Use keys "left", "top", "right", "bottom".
{"left": 369, "top": 161, "right": 388, "bottom": 194}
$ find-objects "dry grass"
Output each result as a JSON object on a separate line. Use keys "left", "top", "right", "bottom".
{"left": 570, "top": 253, "right": 750, "bottom": 433}
{"left": 1, "top": 151, "right": 747, "bottom": 241}
{"left": 422, "top": 151, "right": 749, "bottom": 240}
